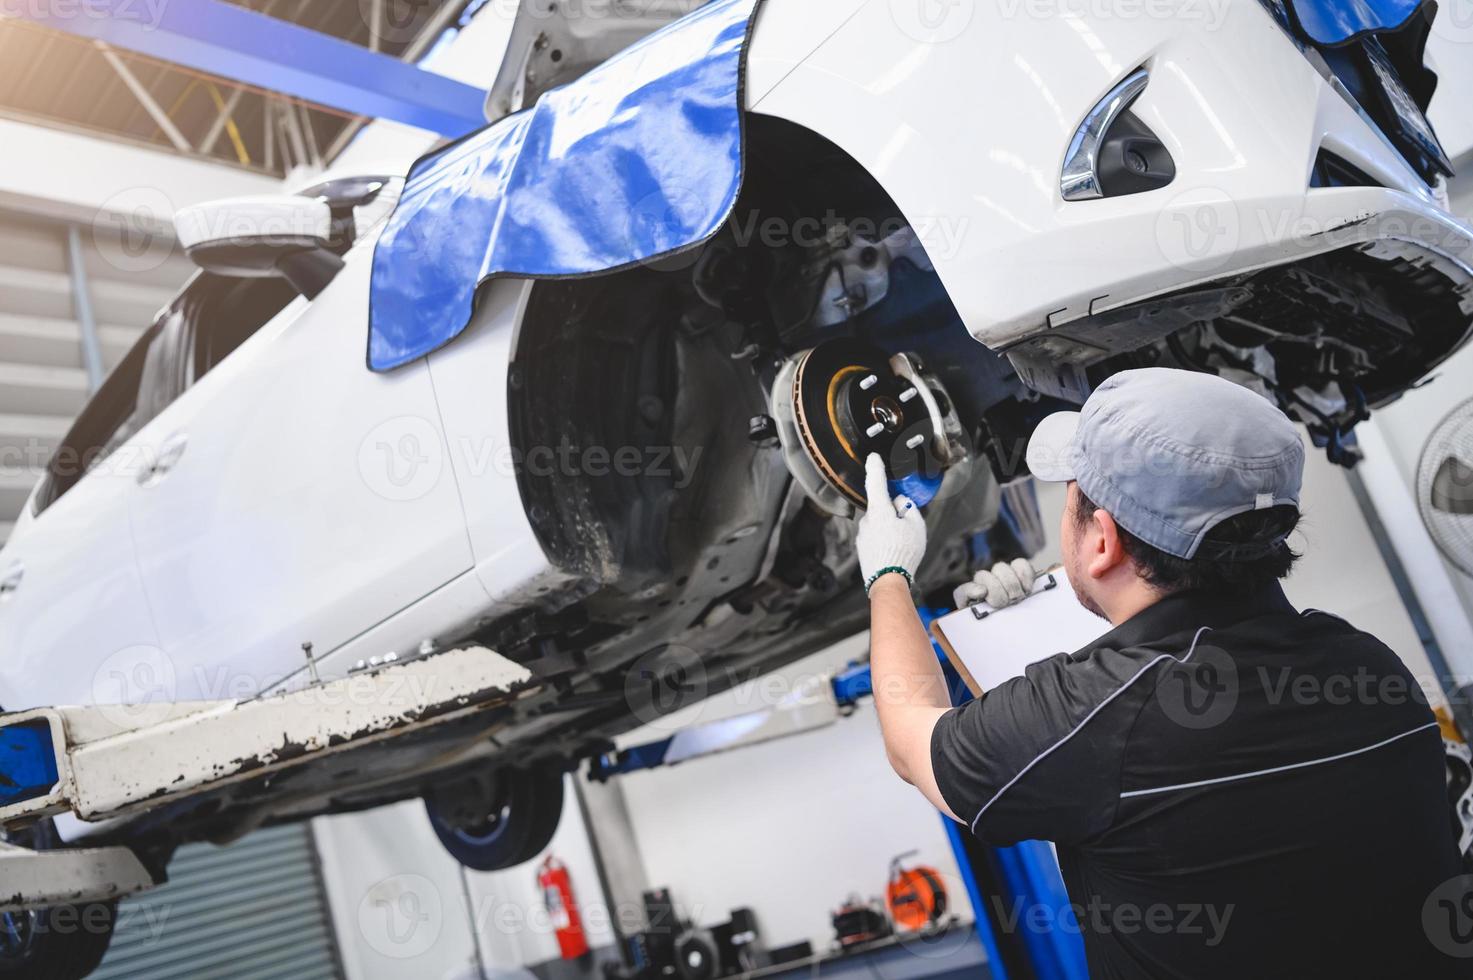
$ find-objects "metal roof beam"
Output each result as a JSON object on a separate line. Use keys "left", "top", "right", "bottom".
{"left": 8, "top": 0, "right": 488, "bottom": 137}
{"left": 94, "top": 42, "right": 193, "bottom": 152}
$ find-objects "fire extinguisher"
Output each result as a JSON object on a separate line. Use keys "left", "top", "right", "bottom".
{"left": 538, "top": 855, "right": 590, "bottom": 959}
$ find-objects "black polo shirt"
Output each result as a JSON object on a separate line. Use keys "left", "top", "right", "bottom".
{"left": 930, "top": 583, "right": 1467, "bottom": 979}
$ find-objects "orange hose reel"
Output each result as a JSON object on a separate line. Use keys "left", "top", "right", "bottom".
{"left": 885, "top": 853, "right": 948, "bottom": 931}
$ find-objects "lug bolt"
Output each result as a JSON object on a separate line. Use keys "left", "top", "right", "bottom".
{"left": 859, "top": 374, "right": 878, "bottom": 390}
{"left": 899, "top": 387, "right": 918, "bottom": 403}
{"left": 866, "top": 422, "right": 885, "bottom": 438}
{"left": 906, "top": 434, "right": 925, "bottom": 450}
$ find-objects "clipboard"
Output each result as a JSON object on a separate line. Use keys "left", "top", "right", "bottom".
{"left": 930, "top": 567, "right": 1108, "bottom": 700}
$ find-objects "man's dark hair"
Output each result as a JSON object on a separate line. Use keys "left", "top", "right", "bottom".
{"left": 1071, "top": 490, "right": 1300, "bottom": 597}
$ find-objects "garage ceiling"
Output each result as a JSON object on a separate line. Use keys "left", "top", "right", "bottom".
{"left": 0, "top": 0, "right": 477, "bottom": 177}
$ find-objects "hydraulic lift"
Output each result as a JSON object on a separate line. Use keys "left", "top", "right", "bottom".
{"left": 0, "top": 607, "right": 1088, "bottom": 980}
{"left": 586, "top": 610, "right": 1090, "bottom": 980}
{"left": 0, "top": 645, "right": 532, "bottom": 911}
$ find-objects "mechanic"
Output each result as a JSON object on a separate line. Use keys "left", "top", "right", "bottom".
{"left": 858, "top": 367, "right": 1465, "bottom": 978}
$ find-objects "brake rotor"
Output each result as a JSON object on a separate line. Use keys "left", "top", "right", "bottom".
{"left": 789, "top": 339, "right": 942, "bottom": 508}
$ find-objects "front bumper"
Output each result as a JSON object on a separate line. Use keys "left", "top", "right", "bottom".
{"left": 749, "top": 0, "right": 1473, "bottom": 350}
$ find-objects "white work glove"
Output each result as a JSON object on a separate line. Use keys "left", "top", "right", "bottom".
{"left": 856, "top": 454, "right": 927, "bottom": 595}
{"left": 953, "top": 559, "right": 1037, "bottom": 610}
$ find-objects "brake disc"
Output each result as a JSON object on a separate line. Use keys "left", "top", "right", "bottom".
{"left": 772, "top": 339, "right": 948, "bottom": 516}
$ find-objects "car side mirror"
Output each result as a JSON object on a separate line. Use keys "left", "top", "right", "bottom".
{"left": 173, "top": 195, "right": 345, "bottom": 299}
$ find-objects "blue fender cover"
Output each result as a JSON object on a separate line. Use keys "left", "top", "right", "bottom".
{"left": 1284, "top": 0, "right": 1442, "bottom": 132}
{"left": 1284, "top": 0, "right": 1429, "bottom": 46}
{"left": 368, "top": 0, "right": 762, "bottom": 372}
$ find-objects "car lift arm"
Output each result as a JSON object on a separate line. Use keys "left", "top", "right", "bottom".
{"left": 588, "top": 661, "right": 876, "bottom": 781}
{"left": 0, "top": 646, "right": 533, "bottom": 910}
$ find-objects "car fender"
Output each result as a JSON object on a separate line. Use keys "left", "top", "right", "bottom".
{"left": 747, "top": 0, "right": 1472, "bottom": 352}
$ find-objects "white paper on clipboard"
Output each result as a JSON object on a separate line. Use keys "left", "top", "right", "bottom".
{"left": 930, "top": 567, "right": 1108, "bottom": 700}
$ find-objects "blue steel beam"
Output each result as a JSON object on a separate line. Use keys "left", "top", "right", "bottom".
{"left": 5, "top": 0, "right": 488, "bottom": 137}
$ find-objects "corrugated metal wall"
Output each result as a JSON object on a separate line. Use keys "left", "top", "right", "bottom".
{"left": 0, "top": 206, "right": 192, "bottom": 546}
{"left": 91, "top": 824, "right": 343, "bottom": 980}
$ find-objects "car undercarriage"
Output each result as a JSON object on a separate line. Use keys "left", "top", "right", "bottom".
{"left": 6, "top": 2, "right": 1473, "bottom": 976}
{"left": 484, "top": 114, "right": 1473, "bottom": 769}
{"left": 48, "top": 106, "right": 1472, "bottom": 873}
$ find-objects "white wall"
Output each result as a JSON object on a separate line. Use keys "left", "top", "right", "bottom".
{"left": 614, "top": 633, "right": 972, "bottom": 954}
{"left": 462, "top": 777, "right": 620, "bottom": 969}
{"left": 0, "top": 117, "right": 280, "bottom": 229}
{"left": 1332, "top": 167, "right": 1473, "bottom": 662}
{"left": 314, "top": 774, "right": 616, "bottom": 980}
{"left": 314, "top": 799, "right": 484, "bottom": 980}
{"left": 1428, "top": 10, "right": 1473, "bottom": 163}
{"left": 1357, "top": 346, "right": 1473, "bottom": 625}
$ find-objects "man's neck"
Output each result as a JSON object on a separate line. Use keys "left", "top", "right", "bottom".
{"left": 1100, "top": 581, "right": 1168, "bottom": 626}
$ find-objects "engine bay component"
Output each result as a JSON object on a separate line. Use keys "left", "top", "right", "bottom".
{"left": 771, "top": 339, "right": 969, "bottom": 517}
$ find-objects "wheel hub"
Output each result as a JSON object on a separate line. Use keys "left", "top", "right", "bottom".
{"left": 774, "top": 339, "right": 950, "bottom": 516}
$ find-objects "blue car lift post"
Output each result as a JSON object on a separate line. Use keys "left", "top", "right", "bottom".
{"left": 589, "top": 610, "right": 1089, "bottom": 980}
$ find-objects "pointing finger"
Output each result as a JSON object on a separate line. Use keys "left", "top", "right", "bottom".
{"left": 864, "top": 454, "right": 889, "bottom": 508}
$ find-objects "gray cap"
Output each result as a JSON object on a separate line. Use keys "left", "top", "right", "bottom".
{"left": 1026, "top": 368, "right": 1303, "bottom": 559}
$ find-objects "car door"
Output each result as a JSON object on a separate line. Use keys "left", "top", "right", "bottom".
{"left": 0, "top": 326, "right": 165, "bottom": 712}
{"left": 125, "top": 247, "right": 475, "bottom": 700}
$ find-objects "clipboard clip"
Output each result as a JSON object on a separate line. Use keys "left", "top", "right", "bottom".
{"left": 969, "top": 573, "right": 1058, "bottom": 620}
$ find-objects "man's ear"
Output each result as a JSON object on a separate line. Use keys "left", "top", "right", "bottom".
{"left": 1087, "top": 508, "right": 1131, "bottom": 579}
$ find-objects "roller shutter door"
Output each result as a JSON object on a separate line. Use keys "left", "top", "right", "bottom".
{"left": 91, "top": 823, "right": 343, "bottom": 980}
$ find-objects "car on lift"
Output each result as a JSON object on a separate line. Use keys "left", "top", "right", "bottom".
{"left": 2, "top": 0, "right": 1473, "bottom": 973}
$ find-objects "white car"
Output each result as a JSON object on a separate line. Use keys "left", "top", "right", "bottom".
{"left": 3, "top": 0, "right": 1473, "bottom": 971}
